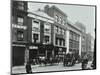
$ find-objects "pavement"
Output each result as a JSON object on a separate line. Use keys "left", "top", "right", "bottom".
{"left": 12, "top": 61, "right": 92, "bottom": 74}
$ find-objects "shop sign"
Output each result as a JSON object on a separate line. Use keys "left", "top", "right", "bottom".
{"left": 29, "top": 46, "right": 38, "bottom": 49}
{"left": 12, "top": 24, "right": 27, "bottom": 30}
{"left": 12, "top": 44, "right": 25, "bottom": 47}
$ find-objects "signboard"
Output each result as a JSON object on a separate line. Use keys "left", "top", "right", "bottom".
{"left": 29, "top": 46, "right": 38, "bottom": 49}
{"left": 12, "top": 24, "right": 27, "bottom": 30}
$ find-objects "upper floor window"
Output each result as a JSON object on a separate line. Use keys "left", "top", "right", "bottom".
{"left": 18, "top": 2, "right": 24, "bottom": 10}
{"left": 59, "top": 17, "right": 62, "bottom": 24}
{"left": 62, "top": 20, "right": 66, "bottom": 25}
{"left": 55, "top": 26, "right": 58, "bottom": 33}
{"left": 62, "top": 39, "right": 65, "bottom": 46}
{"left": 59, "top": 39, "right": 62, "bottom": 46}
{"left": 17, "top": 30, "right": 24, "bottom": 41}
{"left": 55, "top": 15, "right": 59, "bottom": 22}
{"left": 32, "top": 20, "right": 40, "bottom": 32}
{"left": 55, "top": 38, "right": 59, "bottom": 45}
{"left": 59, "top": 28, "right": 62, "bottom": 34}
{"left": 62, "top": 29, "right": 65, "bottom": 35}
{"left": 44, "top": 35, "right": 50, "bottom": 44}
{"left": 33, "top": 33, "right": 39, "bottom": 43}
{"left": 17, "top": 17, "right": 24, "bottom": 25}
{"left": 44, "top": 23, "right": 51, "bottom": 33}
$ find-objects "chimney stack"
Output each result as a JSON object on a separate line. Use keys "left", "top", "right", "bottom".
{"left": 44, "top": 5, "right": 49, "bottom": 14}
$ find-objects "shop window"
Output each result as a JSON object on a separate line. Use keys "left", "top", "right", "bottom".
{"left": 17, "top": 17, "right": 24, "bottom": 25}
{"left": 18, "top": 2, "right": 24, "bottom": 10}
{"left": 17, "top": 30, "right": 24, "bottom": 41}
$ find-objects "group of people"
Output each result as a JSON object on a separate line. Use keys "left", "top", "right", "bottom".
{"left": 25, "top": 53, "right": 94, "bottom": 73}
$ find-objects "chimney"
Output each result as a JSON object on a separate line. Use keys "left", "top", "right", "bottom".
{"left": 44, "top": 5, "right": 49, "bottom": 14}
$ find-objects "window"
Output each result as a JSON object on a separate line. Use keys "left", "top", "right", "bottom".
{"left": 55, "top": 38, "right": 58, "bottom": 45}
{"left": 62, "top": 29, "right": 65, "bottom": 35}
{"left": 58, "top": 28, "right": 61, "bottom": 34}
{"left": 18, "top": 2, "right": 24, "bottom": 10}
{"left": 69, "top": 40, "right": 73, "bottom": 49}
{"left": 33, "top": 33, "right": 39, "bottom": 43}
{"left": 17, "top": 30, "right": 24, "bottom": 41}
{"left": 17, "top": 17, "right": 24, "bottom": 25}
{"left": 59, "top": 17, "right": 62, "bottom": 24}
{"left": 55, "top": 26, "right": 58, "bottom": 33}
{"left": 63, "top": 39, "right": 65, "bottom": 46}
{"left": 55, "top": 15, "right": 59, "bottom": 22}
{"left": 44, "top": 36, "right": 49, "bottom": 44}
{"left": 32, "top": 20, "right": 40, "bottom": 31}
{"left": 62, "top": 20, "right": 66, "bottom": 25}
{"left": 69, "top": 32, "right": 73, "bottom": 39}
{"left": 44, "top": 23, "right": 51, "bottom": 33}
{"left": 59, "top": 28, "right": 62, "bottom": 34}
{"left": 59, "top": 39, "right": 62, "bottom": 46}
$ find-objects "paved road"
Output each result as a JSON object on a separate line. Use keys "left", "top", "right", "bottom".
{"left": 12, "top": 62, "right": 92, "bottom": 74}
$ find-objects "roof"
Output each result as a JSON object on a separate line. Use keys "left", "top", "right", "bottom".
{"left": 67, "top": 19, "right": 82, "bottom": 32}
{"left": 51, "top": 5, "right": 67, "bottom": 17}
{"left": 28, "top": 10, "right": 54, "bottom": 21}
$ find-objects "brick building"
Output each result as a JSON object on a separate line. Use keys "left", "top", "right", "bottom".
{"left": 11, "top": 1, "right": 28, "bottom": 66}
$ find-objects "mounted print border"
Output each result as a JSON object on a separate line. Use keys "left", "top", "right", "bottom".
{"left": 11, "top": 0, "right": 96, "bottom": 74}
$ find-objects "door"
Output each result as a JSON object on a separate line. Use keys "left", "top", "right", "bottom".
{"left": 12, "top": 46, "right": 25, "bottom": 66}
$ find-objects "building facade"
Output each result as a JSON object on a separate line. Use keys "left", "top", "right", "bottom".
{"left": 86, "top": 33, "right": 94, "bottom": 60}
{"left": 44, "top": 5, "right": 68, "bottom": 61}
{"left": 75, "top": 22, "right": 86, "bottom": 57}
{"left": 11, "top": 2, "right": 86, "bottom": 66}
{"left": 67, "top": 20, "right": 82, "bottom": 56}
{"left": 11, "top": 1, "right": 28, "bottom": 66}
{"left": 27, "top": 9, "right": 54, "bottom": 62}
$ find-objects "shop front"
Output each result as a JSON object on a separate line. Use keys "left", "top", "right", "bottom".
{"left": 45, "top": 44, "right": 54, "bottom": 60}
{"left": 28, "top": 43, "right": 45, "bottom": 64}
{"left": 12, "top": 42, "right": 26, "bottom": 66}
{"left": 54, "top": 46, "right": 66, "bottom": 62}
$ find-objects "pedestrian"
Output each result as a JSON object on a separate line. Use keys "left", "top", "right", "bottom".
{"left": 81, "top": 55, "right": 89, "bottom": 70}
{"left": 25, "top": 61, "right": 32, "bottom": 73}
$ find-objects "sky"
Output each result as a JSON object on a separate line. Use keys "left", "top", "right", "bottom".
{"left": 28, "top": 2, "right": 96, "bottom": 38}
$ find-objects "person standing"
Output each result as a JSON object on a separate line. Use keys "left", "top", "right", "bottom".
{"left": 25, "top": 61, "right": 32, "bottom": 73}
{"left": 81, "top": 55, "right": 89, "bottom": 70}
